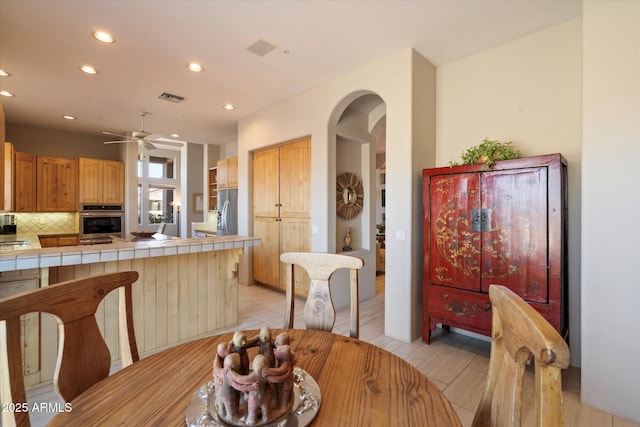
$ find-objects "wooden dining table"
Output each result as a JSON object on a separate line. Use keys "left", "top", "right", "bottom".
{"left": 48, "top": 329, "right": 462, "bottom": 426}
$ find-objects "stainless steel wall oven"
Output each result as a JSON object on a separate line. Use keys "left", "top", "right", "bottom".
{"left": 79, "top": 205, "right": 124, "bottom": 244}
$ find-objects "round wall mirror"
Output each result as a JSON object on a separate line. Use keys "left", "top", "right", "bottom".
{"left": 336, "top": 172, "right": 364, "bottom": 219}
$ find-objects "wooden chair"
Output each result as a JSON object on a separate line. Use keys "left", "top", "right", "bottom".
{"left": 472, "top": 285, "right": 570, "bottom": 427}
{"left": 281, "top": 252, "right": 364, "bottom": 339}
{"left": 0, "top": 271, "right": 139, "bottom": 427}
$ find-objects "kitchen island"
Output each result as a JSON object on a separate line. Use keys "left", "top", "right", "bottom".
{"left": 0, "top": 233, "right": 259, "bottom": 388}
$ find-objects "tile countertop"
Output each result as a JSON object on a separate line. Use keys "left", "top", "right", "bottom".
{"left": 0, "top": 234, "right": 260, "bottom": 272}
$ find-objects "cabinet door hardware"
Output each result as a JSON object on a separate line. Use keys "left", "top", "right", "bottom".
{"left": 471, "top": 208, "right": 493, "bottom": 232}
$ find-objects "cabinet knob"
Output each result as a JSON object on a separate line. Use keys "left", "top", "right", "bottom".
{"left": 485, "top": 302, "right": 492, "bottom": 312}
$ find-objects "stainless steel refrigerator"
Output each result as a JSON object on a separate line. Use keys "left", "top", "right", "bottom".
{"left": 217, "top": 188, "right": 238, "bottom": 235}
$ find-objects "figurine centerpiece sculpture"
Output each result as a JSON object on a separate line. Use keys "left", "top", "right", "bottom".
{"left": 212, "top": 327, "right": 295, "bottom": 426}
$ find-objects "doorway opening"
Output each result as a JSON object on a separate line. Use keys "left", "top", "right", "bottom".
{"left": 333, "top": 93, "right": 386, "bottom": 297}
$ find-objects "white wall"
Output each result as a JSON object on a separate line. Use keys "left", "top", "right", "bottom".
{"left": 186, "top": 143, "right": 204, "bottom": 236}
{"left": 581, "top": 1, "right": 640, "bottom": 422}
{"left": 410, "top": 50, "right": 437, "bottom": 339}
{"left": 220, "top": 141, "right": 238, "bottom": 159}
{"left": 238, "top": 48, "right": 436, "bottom": 342}
{"left": 436, "top": 18, "right": 583, "bottom": 364}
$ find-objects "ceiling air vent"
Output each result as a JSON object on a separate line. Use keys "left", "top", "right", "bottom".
{"left": 246, "top": 39, "right": 277, "bottom": 57}
{"left": 158, "top": 92, "right": 186, "bottom": 103}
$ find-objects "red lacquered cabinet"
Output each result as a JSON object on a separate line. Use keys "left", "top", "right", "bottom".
{"left": 422, "top": 154, "right": 568, "bottom": 343}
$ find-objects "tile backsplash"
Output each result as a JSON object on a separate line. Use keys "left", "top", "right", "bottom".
{"left": 13, "top": 212, "right": 78, "bottom": 234}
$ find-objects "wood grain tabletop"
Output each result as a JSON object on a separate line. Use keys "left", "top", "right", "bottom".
{"left": 48, "top": 329, "right": 462, "bottom": 426}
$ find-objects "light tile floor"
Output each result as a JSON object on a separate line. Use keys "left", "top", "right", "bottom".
{"left": 24, "top": 276, "right": 640, "bottom": 427}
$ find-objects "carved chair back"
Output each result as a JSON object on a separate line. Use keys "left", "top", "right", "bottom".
{"left": 472, "top": 285, "right": 570, "bottom": 427}
{"left": 280, "top": 252, "right": 364, "bottom": 339}
{"left": 0, "top": 271, "right": 139, "bottom": 427}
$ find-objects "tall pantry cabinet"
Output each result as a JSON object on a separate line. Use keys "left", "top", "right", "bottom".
{"left": 422, "top": 154, "right": 568, "bottom": 343}
{"left": 253, "top": 137, "right": 311, "bottom": 295}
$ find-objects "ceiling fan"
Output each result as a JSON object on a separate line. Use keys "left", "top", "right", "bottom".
{"left": 102, "top": 112, "right": 182, "bottom": 150}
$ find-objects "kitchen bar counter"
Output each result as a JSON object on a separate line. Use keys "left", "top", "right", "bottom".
{"left": 0, "top": 234, "right": 259, "bottom": 272}
{"left": 111, "top": 232, "right": 180, "bottom": 243}
{"left": 0, "top": 233, "right": 260, "bottom": 389}
{"left": 0, "top": 233, "right": 41, "bottom": 251}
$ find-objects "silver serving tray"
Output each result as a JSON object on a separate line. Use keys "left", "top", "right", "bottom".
{"left": 186, "top": 367, "right": 321, "bottom": 426}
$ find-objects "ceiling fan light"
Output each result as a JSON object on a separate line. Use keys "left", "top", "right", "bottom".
{"left": 0, "top": 69, "right": 11, "bottom": 77}
{"left": 187, "top": 62, "right": 204, "bottom": 72}
{"left": 80, "top": 65, "right": 98, "bottom": 75}
{"left": 223, "top": 103, "right": 235, "bottom": 111}
{"left": 0, "top": 90, "right": 15, "bottom": 97}
{"left": 93, "top": 31, "right": 115, "bottom": 43}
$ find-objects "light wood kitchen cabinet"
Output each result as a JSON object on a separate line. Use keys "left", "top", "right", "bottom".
{"left": 0, "top": 103, "right": 4, "bottom": 211}
{"left": 253, "top": 216, "right": 280, "bottom": 287}
{"left": 217, "top": 156, "right": 238, "bottom": 189}
{"left": 37, "top": 156, "right": 77, "bottom": 211}
{"left": 209, "top": 168, "right": 218, "bottom": 211}
{"left": 4, "top": 142, "right": 14, "bottom": 210}
{"left": 253, "top": 137, "right": 311, "bottom": 295}
{"left": 279, "top": 141, "right": 311, "bottom": 218}
{"left": 39, "top": 234, "right": 79, "bottom": 247}
{"left": 253, "top": 147, "right": 279, "bottom": 217}
{"left": 79, "top": 157, "right": 125, "bottom": 205}
{"left": 14, "top": 152, "right": 37, "bottom": 212}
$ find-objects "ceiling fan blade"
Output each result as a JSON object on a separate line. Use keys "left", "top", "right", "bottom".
{"left": 147, "top": 138, "right": 184, "bottom": 147}
{"left": 104, "top": 140, "right": 131, "bottom": 144}
{"left": 146, "top": 133, "right": 164, "bottom": 140}
{"left": 142, "top": 140, "right": 157, "bottom": 150}
{"left": 102, "top": 131, "right": 128, "bottom": 138}
{"left": 162, "top": 141, "right": 184, "bottom": 147}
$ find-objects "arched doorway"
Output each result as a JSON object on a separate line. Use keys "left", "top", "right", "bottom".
{"left": 329, "top": 92, "right": 386, "bottom": 306}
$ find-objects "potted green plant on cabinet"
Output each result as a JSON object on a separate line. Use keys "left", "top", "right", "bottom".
{"left": 450, "top": 138, "right": 522, "bottom": 169}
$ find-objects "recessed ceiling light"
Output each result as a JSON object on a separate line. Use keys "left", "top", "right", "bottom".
{"left": 63, "top": 115, "right": 76, "bottom": 120}
{"left": 223, "top": 104, "right": 235, "bottom": 111}
{"left": 0, "top": 90, "right": 15, "bottom": 97}
{"left": 0, "top": 69, "right": 11, "bottom": 77}
{"left": 187, "top": 62, "right": 204, "bottom": 72}
{"left": 171, "top": 133, "right": 179, "bottom": 138}
{"left": 92, "top": 30, "right": 115, "bottom": 43}
{"left": 80, "top": 65, "right": 98, "bottom": 75}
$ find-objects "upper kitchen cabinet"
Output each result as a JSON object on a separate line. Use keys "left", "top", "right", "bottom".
{"left": 36, "top": 156, "right": 77, "bottom": 212}
{"left": 14, "top": 152, "right": 37, "bottom": 212}
{"left": 217, "top": 156, "right": 238, "bottom": 189}
{"left": 208, "top": 168, "right": 218, "bottom": 211}
{"left": 4, "top": 142, "right": 15, "bottom": 210}
{"left": 253, "top": 147, "right": 280, "bottom": 218}
{"left": 0, "top": 101, "right": 5, "bottom": 211}
{"left": 79, "top": 158, "right": 125, "bottom": 205}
